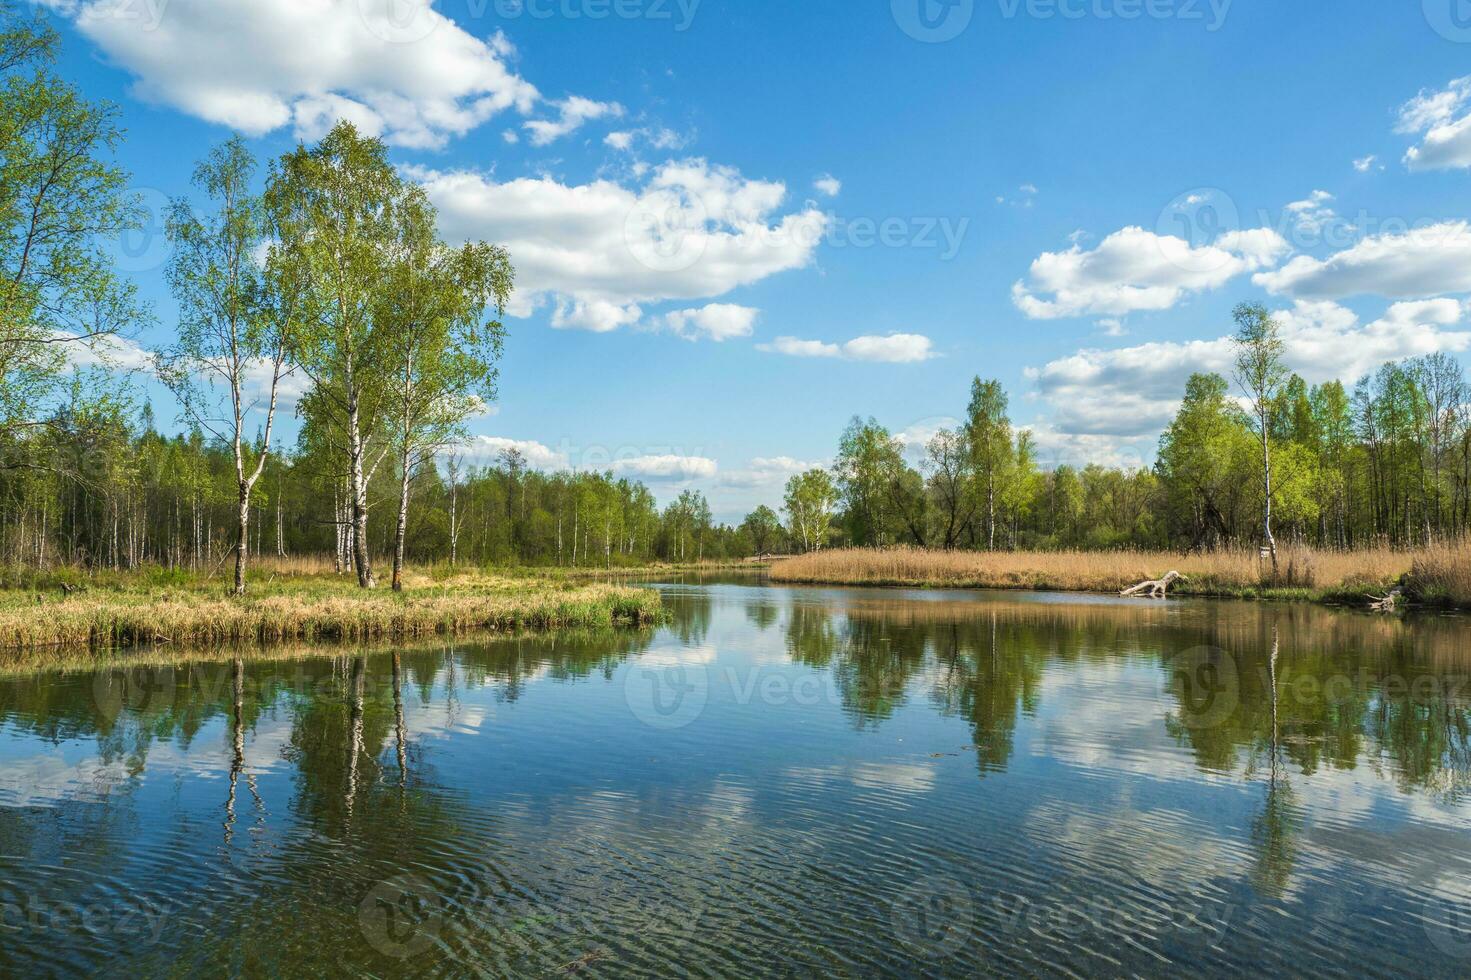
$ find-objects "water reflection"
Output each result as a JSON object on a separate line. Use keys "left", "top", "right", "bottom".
{"left": 0, "top": 585, "right": 1469, "bottom": 975}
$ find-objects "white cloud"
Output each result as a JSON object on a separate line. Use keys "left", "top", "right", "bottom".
{"left": 601, "top": 127, "right": 689, "bottom": 153}
{"left": 551, "top": 298, "right": 642, "bottom": 333}
{"left": 416, "top": 159, "right": 828, "bottom": 326}
{"left": 524, "top": 95, "right": 624, "bottom": 146}
{"left": 60, "top": 332, "right": 152, "bottom": 373}
{"left": 1027, "top": 298, "right": 1471, "bottom": 439}
{"left": 1097, "top": 318, "right": 1127, "bottom": 337}
{"left": 758, "top": 333, "right": 936, "bottom": 363}
{"left": 53, "top": 0, "right": 539, "bottom": 149}
{"left": 843, "top": 333, "right": 936, "bottom": 362}
{"left": 1284, "top": 190, "right": 1340, "bottom": 236}
{"left": 1012, "top": 225, "right": 1290, "bottom": 319}
{"left": 663, "top": 304, "right": 759, "bottom": 342}
{"left": 813, "top": 174, "right": 842, "bottom": 197}
{"left": 1353, "top": 154, "right": 1380, "bottom": 173}
{"left": 1397, "top": 77, "right": 1471, "bottom": 172}
{"left": 718, "top": 456, "right": 823, "bottom": 489}
{"left": 610, "top": 454, "right": 718, "bottom": 481}
{"left": 458, "top": 436, "right": 568, "bottom": 470}
{"left": 759, "top": 336, "right": 840, "bottom": 358}
{"left": 1253, "top": 221, "right": 1471, "bottom": 300}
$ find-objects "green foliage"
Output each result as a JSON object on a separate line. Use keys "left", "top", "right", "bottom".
{"left": 0, "top": 8, "right": 145, "bottom": 427}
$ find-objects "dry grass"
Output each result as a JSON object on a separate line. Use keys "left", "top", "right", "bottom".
{"left": 1411, "top": 537, "right": 1471, "bottom": 608}
{"left": 0, "top": 568, "right": 662, "bottom": 652}
{"left": 769, "top": 545, "right": 1424, "bottom": 603}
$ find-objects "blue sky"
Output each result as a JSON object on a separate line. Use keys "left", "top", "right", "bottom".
{"left": 36, "top": 0, "right": 1471, "bottom": 519}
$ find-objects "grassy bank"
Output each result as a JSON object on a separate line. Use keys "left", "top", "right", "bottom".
{"left": 0, "top": 567, "right": 663, "bottom": 651}
{"left": 769, "top": 541, "right": 1471, "bottom": 609}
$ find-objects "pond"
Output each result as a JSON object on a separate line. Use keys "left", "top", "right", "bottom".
{"left": 2, "top": 580, "right": 1471, "bottom": 976}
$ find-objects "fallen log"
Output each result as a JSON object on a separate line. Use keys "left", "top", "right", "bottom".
{"left": 1121, "top": 570, "right": 1186, "bottom": 599}
{"left": 1368, "top": 587, "right": 1402, "bottom": 612}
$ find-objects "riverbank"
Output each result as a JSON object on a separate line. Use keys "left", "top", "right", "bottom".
{"left": 0, "top": 569, "right": 663, "bottom": 651}
{"left": 768, "top": 542, "right": 1471, "bottom": 609}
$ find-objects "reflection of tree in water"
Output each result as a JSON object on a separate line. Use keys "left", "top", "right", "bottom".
{"left": 1245, "top": 627, "right": 1301, "bottom": 899}
{"left": 829, "top": 615, "right": 930, "bottom": 727}
{"left": 1160, "top": 611, "right": 1471, "bottom": 800}
{"left": 745, "top": 599, "right": 780, "bottom": 632}
{"left": 662, "top": 588, "right": 713, "bottom": 647}
{"left": 784, "top": 603, "right": 844, "bottom": 669}
{"left": 928, "top": 613, "right": 1045, "bottom": 775}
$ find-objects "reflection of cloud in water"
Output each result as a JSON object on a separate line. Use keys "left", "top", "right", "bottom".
{"left": 636, "top": 644, "right": 718, "bottom": 668}
{"left": 783, "top": 761, "right": 938, "bottom": 796}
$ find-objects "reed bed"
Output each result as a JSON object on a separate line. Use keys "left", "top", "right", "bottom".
{"left": 0, "top": 571, "right": 662, "bottom": 652}
{"left": 769, "top": 545, "right": 1430, "bottom": 604}
{"left": 1410, "top": 537, "right": 1471, "bottom": 608}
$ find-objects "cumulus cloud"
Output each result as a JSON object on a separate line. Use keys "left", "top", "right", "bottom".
{"left": 601, "top": 127, "right": 689, "bottom": 153}
{"left": 1012, "top": 225, "right": 1290, "bottom": 319}
{"left": 551, "top": 298, "right": 642, "bottom": 333}
{"left": 524, "top": 96, "right": 623, "bottom": 146}
{"left": 663, "top": 304, "right": 759, "bottom": 342}
{"left": 610, "top": 455, "right": 718, "bottom": 481}
{"left": 1027, "top": 299, "right": 1471, "bottom": 439}
{"left": 1252, "top": 221, "right": 1471, "bottom": 300}
{"left": 1397, "top": 77, "right": 1471, "bottom": 172}
{"left": 757, "top": 333, "right": 936, "bottom": 363}
{"left": 457, "top": 436, "right": 569, "bottom": 470}
{"left": 718, "top": 456, "right": 823, "bottom": 489}
{"left": 60, "top": 332, "right": 153, "bottom": 373}
{"left": 1353, "top": 154, "right": 1381, "bottom": 173}
{"left": 416, "top": 159, "right": 828, "bottom": 327}
{"left": 49, "top": 0, "right": 539, "bottom": 149}
{"left": 813, "top": 174, "right": 842, "bottom": 197}
{"left": 1284, "top": 190, "right": 1340, "bottom": 236}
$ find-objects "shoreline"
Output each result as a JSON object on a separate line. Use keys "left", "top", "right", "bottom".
{"left": 767, "top": 546, "right": 1471, "bottom": 612}
{"left": 0, "top": 572, "right": 663, "bottom": 653}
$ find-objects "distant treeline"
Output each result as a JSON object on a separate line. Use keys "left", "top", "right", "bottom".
{"left": 0, "top": 399, "right": 758, "bottom": 570}
{"left": 793, "top": 352, "right": 1471, "bottom": 553}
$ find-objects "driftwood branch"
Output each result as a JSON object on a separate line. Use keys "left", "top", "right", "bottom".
{"left": 1368, "top": 587, "right": 1402, "bottom": 612}
{"left": 1121, "top": 570, "right": 1186, "bottom": 599}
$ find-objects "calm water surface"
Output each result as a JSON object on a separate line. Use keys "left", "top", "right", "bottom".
{"left": 4, "top": 580, "right": 1471, "bottom": 976}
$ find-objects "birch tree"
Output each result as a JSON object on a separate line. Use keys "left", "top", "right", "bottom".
{"left": 1232, "top": 302, "right": 1288, "bottom": 572}
{"left": 379, "top": 192, "right": 513, "bottom": 590}
{"left": 158, "top": 137, "right": 296, "bottom": 595}
{"left": 266, "top": 122, "right": 407, "bottom": 588}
